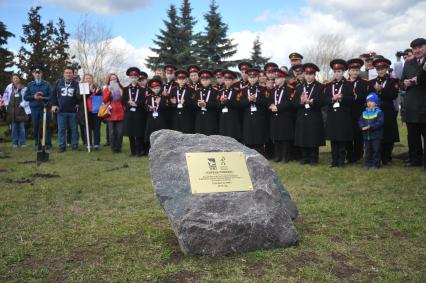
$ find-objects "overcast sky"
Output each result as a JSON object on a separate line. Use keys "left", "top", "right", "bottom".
{"left": 1, "top": 0, "right": 425, "bottom": 71}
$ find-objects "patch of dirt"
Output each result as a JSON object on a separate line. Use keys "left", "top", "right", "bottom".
{"left": 331, "top": 235, "right": 343, "bottom": 242}
{"left": 330, "top": 251, "right": 360, "bottom": 280}
{"left": 3, "top": 178, "right": 34, "bottom": 185}
{"left": 295, "top": 216, "right": 314, "bottom": 234}
{"left": 18, "top": 160, "right": 36, "bottom": 164}
{"left": 105, "top": 164, "right": 129, "bottom": 172}
{"left": 31, "top": 173, "right": 60, "bottom": 178}
{"left": 244, "top": 250, "right": 321, "bottom": 279}
{"left": 0, "top": 168, "right": 7, "bottom": 173}
{"left": 157, "top": 271, "right": 200, "bottom": 283}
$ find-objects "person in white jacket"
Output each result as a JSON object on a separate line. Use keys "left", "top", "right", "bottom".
{"left": 2, "top": 74, "right": 30, "bottom": 147}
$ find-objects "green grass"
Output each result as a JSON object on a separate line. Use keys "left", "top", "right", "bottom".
{"left": 0, "top": 123, "right": 425, "bottom": 282}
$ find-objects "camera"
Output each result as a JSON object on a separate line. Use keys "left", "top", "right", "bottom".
{"left": 395, "top": 51, "right": 405, "bottom": 57}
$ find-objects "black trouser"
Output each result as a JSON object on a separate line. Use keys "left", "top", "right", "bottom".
{"left": 331, "top": 141, "right": 346, "bottom": 167}
{"left": 364, "top": 139, "right": 381, "bottom": 168}
{"left": 301, "top": 147, "right": 319, "bottom": 164}
{"left": 79, "top": 123, "right": 85, "bottom": 145}
{"left": 108, "top": 121, "right": 123, "bottom": 153}
{"left": 406, "top": 122, "right": 426, "bottom": 165}
{"left": 103, "top": 120, "right": 110, "bottom": 145}
{"left": 129, "top": 136, "right": 143, "bottom": 156}
{"left": 381, "top": 142, "right": 394, "bottom": 165}
{"left": 273, "top": 141, "right": 290, "bottom": 162}
{"left": 265, "top": 139, "right": 274, "bottom": 160}
{"left": 290, "top": 142, "right": 300, "bottom": 161}
{"left": 346, "top": 132, "right": 363, "bottom": 163}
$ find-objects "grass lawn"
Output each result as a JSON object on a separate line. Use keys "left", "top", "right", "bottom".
{"left": 0, "top": 123, "right": 425, "bottom": 282}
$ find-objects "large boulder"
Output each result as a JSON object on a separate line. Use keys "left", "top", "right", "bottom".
{"left": 149, "top": 130, "right": 298, "bottom": 256}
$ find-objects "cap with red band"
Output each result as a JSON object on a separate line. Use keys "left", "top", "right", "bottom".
{"left": 198, "top": 69, "right": 213, "bottom": 79}
{"left": 302, "top": 63, "right": 320, "bottom": 73}
{"left": 139, "top": 71, "right": 148, "bottom": 80}
{"left": 163, "top": 64, "right": 177, "bottom": 72}
{"left": 186, "top": 65, "right": 200, "bottom": 73}
{"left": 275, "top": 69, "right": 286, "bottom": 77}
{"left": 330, "top": 59, "right": 348, "bottom": 71}
{"left": 222, "top": 70, "right": 236, "bottom": 79}
{"left": 347, "top": 58, "right": 364, "bottom": 70}
{"left": 175, "top": 70, "right": 189, "bottom": 78}
{"left": 238, "top": 61, "right": 253, "bottom": 71}
{"left": 264, "top": 62, "right": 278, "bottom": 72}
{"left": 126, "top": 67, "right": 141, "bottom": 77}
{"left": 245, "top": 68, "right": 260, "bottom": 76}
{"left": 373, "top": 58, "right": 391, "bottom": 69}
{"left": 148, "top": 78, "right": 163, "bottom": 88}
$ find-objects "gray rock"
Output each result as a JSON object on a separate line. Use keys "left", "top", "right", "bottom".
{"left": 149, "top": 130, "right": 298, "bottom": 256}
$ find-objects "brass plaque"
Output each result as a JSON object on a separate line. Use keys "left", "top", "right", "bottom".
{"left": 185, "top": 152, "right": 253, "bottom": 194}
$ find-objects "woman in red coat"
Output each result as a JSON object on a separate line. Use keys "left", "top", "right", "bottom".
{"left": 102, "top": 73, "right": 125, "bottom": 153}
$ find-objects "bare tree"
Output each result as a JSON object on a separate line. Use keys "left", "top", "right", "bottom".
{"left": 71, "top": 16, "right": 126, "bottom": 85}
{"left": 304, "top": 34, "right": 360, "bottom": 82}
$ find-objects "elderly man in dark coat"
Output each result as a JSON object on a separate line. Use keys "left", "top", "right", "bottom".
{"left": 401, "top": 38, "right": 426, "bottom": 168}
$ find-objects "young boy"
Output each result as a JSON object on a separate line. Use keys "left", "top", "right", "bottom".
{"left": 359, "top": 93, "right": 384, "bottom": 169}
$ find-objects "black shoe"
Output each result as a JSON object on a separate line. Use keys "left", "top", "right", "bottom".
{"left": 58, "top": 148, "right": 66, "bottom": 153}
{"left": 72, "top": 146, "right": 78, "bottom": 151}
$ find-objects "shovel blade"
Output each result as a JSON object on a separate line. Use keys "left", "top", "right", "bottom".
{"left": 36, "top": 151, "right": 49, "bottom": 162}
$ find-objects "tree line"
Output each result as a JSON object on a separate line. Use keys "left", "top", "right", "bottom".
{"left": 0, "top": 0, "right": 274, "bottom": 89}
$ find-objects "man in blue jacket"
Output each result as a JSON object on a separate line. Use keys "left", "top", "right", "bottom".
{"left": 51, "top": 65, "right": 81, "bottom": 152}
{"left": 24, "top": 64, "right": 52, "bottom": 150}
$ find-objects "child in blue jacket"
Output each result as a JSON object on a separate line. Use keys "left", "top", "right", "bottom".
{"left": 359, "top": 93, "right": 384, "bottom": 169}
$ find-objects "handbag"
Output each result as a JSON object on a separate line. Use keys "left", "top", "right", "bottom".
{"left": 98, "top": 103, "right": 111, "bottom": 118}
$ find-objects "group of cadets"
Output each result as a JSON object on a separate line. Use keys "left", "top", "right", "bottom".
{"left": 117, "top": 51, "right": 401, "bottom": 168}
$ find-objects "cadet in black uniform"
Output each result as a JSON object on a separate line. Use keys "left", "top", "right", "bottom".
{"left": 240, "top": 68, "right": 269, "bottom": 153}
{"left": 187, "top": 65, "right": 201, "bottom": 91}
{"left": 145, "top": 78, "right": 168, "bottom": 147}
{"left": 163, "top": 64, "right": 178, "bottom": 129}
{"left": 268, "top": 69, "right": 296, "bottom": 162}
{"left": 237, "top": 61, "right": 253, "bottom": 88}
{"left": 264, "top": 62, "right": 278, "bottom": 159}
{"left": 346, "top": 58, "right": 371, "bottom": 163}
{"left": 325, "top": 59, "right": 355, "bottom": 167}
{"left": 194, "top": 70, "right": 219, "bottom": 135}
{"left": 138, "top": 71, "right": 148, "bottom": 88}
{"left": 122, "top": 67, "right": 146, "bottom": 157}
{"left": 294, "top": 63, "right": 325, "bottom": 164}
{"left": 169, "top": 70, "right": 195, "bottom": 134}
{"left": 370, "top": 58, "right": 400, "bottom": 165}
{"left": 219, "top": 70, "right": 242, "bottom": 141}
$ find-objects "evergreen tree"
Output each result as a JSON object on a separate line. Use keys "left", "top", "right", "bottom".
{"left": 49, "top": 18, "right": 73, "bottom": 81}
{"left": 146, "top": 5, "right": 181, "bottom": 70}
{"left": 250, "top": 36, "right": 270, "bottom": 68}
{"left": 17, "top": 6, "right": 72, "bottom": 83}
{"left": 176, "top": 0, "right": 197, "bottom": 66}
{"left": 17, "top": 6, "right": 52, "bottom": 81}
{"left": 0, "top": 21, "right": 15, "bottom": 90}
{"left": 196, "top": 0, "right": 238, "bottom": 69}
